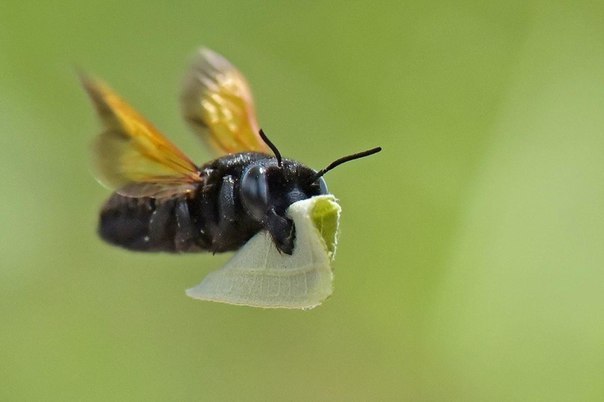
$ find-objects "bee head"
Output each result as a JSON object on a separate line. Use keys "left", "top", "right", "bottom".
{"left": 240, "top": 159, "right": 328, "bottom": 223}
{"left": 240, "top": 130, "right": 381, "bottom": 224}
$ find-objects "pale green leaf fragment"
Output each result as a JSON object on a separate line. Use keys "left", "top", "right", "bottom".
{"left": 186, "top": 195, "right": 341, "bottom": 309}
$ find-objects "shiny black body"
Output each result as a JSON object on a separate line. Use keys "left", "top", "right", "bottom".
{"left": 99, "top": 152, "right": 327, "bottom": 255}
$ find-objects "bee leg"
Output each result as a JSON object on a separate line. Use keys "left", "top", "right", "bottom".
{"left": 174, "top": 198, "right": 203, "bottom": 252}
{"left": 210, "top": 175, "right": 237, "bottom": 252}
{"left": 265, "top": 208, "right": 295, "bottom": 255}
{"left": 218, "top": 176, "right": 237, "bottom": 226}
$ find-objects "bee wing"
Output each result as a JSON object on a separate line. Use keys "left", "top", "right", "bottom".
{"left": 82, "top": 75, "right": 203, "bottom": 198}
{"left": 180, "top": 48, "right": 270, "bottom": 155}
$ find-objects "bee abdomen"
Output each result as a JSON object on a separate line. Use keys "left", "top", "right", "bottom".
{"left": 98, "top": 194, "right": 207, "bottom": 253}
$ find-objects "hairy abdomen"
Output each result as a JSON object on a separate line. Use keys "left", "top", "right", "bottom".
{"left": 98, "top": 194, "right": 208, "bottom": 253}
{"left": 98, "top": 190, "right": 261, "bottom": 253}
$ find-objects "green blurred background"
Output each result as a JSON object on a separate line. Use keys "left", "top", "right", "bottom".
{"left": 2, "top": 1, "right": 603, "bottom": 401}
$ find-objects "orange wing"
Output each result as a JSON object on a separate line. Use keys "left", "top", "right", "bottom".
{"left": 180, "top": 48, "right": 270, "bottom": 155}
{"left": 81, "top": 75, "right": 202, "bottom": 198}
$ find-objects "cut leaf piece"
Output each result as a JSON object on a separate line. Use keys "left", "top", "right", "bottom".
{"left": 186, "top": 195, "right": 341, "bottom": 309}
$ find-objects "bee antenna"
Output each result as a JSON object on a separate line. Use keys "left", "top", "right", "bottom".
{"left": 314, "top": 146, "right": 382, "bottom": 180}
{"left": 259, "top": 129, "right": 283, "bottom": 167}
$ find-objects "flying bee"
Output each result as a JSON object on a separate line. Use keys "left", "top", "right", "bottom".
{"left": 83, "top": 48, "right": 381, "bottom": 257}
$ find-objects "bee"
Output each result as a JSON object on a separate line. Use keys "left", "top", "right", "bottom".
{"left": 83, "top": 48, "right": 381, "bottom": 256}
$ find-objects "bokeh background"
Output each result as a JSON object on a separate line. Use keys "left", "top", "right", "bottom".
{"left": 2, "top": 1, "right": 604, "bottom": 401}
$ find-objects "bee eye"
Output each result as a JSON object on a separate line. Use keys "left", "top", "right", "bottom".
{"left": 313, "top": 177, "right": 329, "bottom": 195}
{"left": 241, "top": 165, "right": 269, "bottom": 220}
{"left": 317, "top": 177, "right": 328, "bottom": 194}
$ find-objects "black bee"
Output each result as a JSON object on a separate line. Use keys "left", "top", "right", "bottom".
{"left": 83, "top": 48, "right": 380, "bottom": 255}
